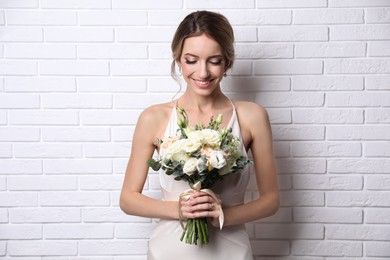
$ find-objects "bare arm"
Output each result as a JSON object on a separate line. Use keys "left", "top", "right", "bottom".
{"left": 119, "top": 106, "right": 180, "bottom": 220}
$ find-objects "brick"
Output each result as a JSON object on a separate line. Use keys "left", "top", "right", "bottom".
{"left": 258, "top": 26, "right": 328, "bottom": 42}
{"left": 250, "top": 241, "right": 290, "bottom": 256}
{"left": 0, "top": 110, "right": 6, "bottom": 125}
{"left": 113, "top": 0, "right": 182, "bottom": 9}
{"left": 368, "top": 41, "right": 390, "bottom": 57}
{"left": 77, "top": 77, "right": 146, "bottom": 93}
{"left": 292, "top": 142, "right": 362, "bottom": 157}
{"left": 0, "top": 27, "right": 42, "bottom": 42}
{"left": 41, "top": 0, "right": 111, "bottom": 9}
{"left": 276, "top": 158, "right": 326, "bottom": 174}
{"left": 0, "top": 144, "right": 12, "bottom": 158}
{"left": 0, "top": 160, "right": 42, "bottom": 174}
{"left": 149, "top": 43, "right": 172, "bottom": 59}
{"left": 292, "top": 76, "right": 364, "bottom": 91}
{"left": 45, "top": 27, "right": 113, "bottom": 42}
{"left": 293, "top": 174, "right": 363, "bottom": 190}
{"left": 366, "top": 242, "right": 390, "bottom": 257}
{"left": 228, "top": 60, "right": 252, "bottom": 76}
{"left": 267, "top": 109, "right": 292, "bottom": 124}
{"left": 329, "top": 92, "right": 390, "bottom": 107}
{"left": 255, "top": 223, "right": 324, "bottom": 239}
{"left": 273, "top": 141, "right": 291, "bottom": 158}
{"left": 111, "top": 61, "right": 170, "bottom": 76}
{"left": 0, "top": 93, "right": 39, "bottom": 108}
{"left": 114, "top": 94, "right": 173, "bottom": 109}
{"left": 186, "top": 0, "right": 254, "bottom": 8}
{"left": 327, "top": 126, "right": 390, "bottom": 140}
{"left": 236, "top": 43, "right": 293, "bottom": 59}
{"left": 78, "top": 44, "right": 147, "bottom": 59}
{"left": 149, "top": 11, "right": 189, "bottom": 26}
{"left": 8, "top": 176, "right": 78, "bottom": 191}
{"left": 329, "top": 0, "right": 390, "bottom": 7}
{"left": 116, "top": 27, "right": 175, "bottom": 43}
{"left": 41, "top": 191, "right": 110, "bottom": 206}
{"left": 327, "top": 191, "right": 390, "bottom": 207}
{"left": 292, "top": 240, "right": 362, "bottom": 257}
{"left": 234, "top": 27, "right": 257, "bottom": 42}
{"left": 0, "top": 12, "right": 4, "bottom": 25}
{"left": 10, "top": 208, "right": 81, "bottom": 223}
{"left": 293, "top": 109, "right": 363, "bottom": 124}
{"left": 6, "top": 10, "right": 77, "bottom": 25}
{"left": 79, "top": 240, "right": 147, "bottom": 255}
{"left": 366, "top": 175, "right": 390, "bottom": 190}
{"left": 326, "top": 59, "right": 390, "bottom": 74}
{"left": 0, "top": 127, "right": 40, "bottom": 141}
{"left": 42, "top": 127, "right": 110, "bottom": 142}
{"left": 366, "top": 8, "right": 390, "bottom": 23}
{"left": 79, "top": 11, "right": 147, "bottom": 25}
{"left": 365, "top": 142, "right": 390, "bottom": 157}
{"left": 331, "top": 25, "right": 390, "bottom": 40}
{"left": 257, "top": 0, "right": 327, "bottom": 8}
{"left": 328, "top": 159, "right": 390, "bottom": 174}
{"left": 272, "top": 126, "right": 325, "bottom": 140}
{"left": 9, "top": 110, "right": 79, "bottom": 125}
{"left": 366, "top": 109, "right": 390, "bottom": 123}
{"left": 366, "top": 75, "right": 390, "bottom": 90}
{"left": 0, "top": 225, "right": 42, "bottom": 239}
{"left": 5, "top": 43, "right": 76, "bottom": 59}
{"left": 41, "top": 93, "right": 112, "bottom": 109}
{"left": 44, "top": 159, "right": 112, "bottom": 174}
{"left": 14, "top": 143, "right": 82, "bottom": 158}
{"left": 82, "top": 208, "right": 150, "bottom": 223}
{"left": 0, "top": 192, "right": 38, "bottom": 206}
{"left": 79, "top": 175, "right": 124, "bottom": 190}
{"left": 40, "top": 60, "right": 109, "bottom": 76}
{"left": 0, "top": 0, "right": 38, "bottom": 8}
{"left": 295, "top": 42, "right": 366, "bottom": 58}
{"left": 294, "top": 9, "right": 364, "bottom": 24}
{"left": 81, "top": 110, "right": 140, "bottom": 125}
{"left": 83, "top": 143, "right": 130, "bottom": 158}
{"left": 115, "top": 223, "right": 154, "bottom": 239}
{"left": 280, "top": 191, "right": 324, "bottom": 206}
{"left": 224, "top": 10, "right": 291, "bottom": 25}
{"left": 8, "top": 241, "right": 77, "bottom": 256}
{"left": 112, "top": 126, "right": 135, "bottom": 142}
{"left": 0, "top": 209, "right": 8, "bottom": 223}
{"left": 5, "top": 76, "right": 76, "bottom": 92}
{"left": 44, "top": 224, "right": 113, "bottom": 239}
{"left": 0, "top": 60, "right": 37, "bottom": 76}
{"left": 254, "top": 60, "right": 323, "bottom": 75}
{"left": 294, "top": 207, "right": 363, "bottom": 223}
{"left": 365, "top": 209, "right": 390, "bottom": 224}
{"left": 256, "top": 92, "right": 324, "bottom": 107}
{"left": 0, "top": 177, "right": 5, "bottom": 190}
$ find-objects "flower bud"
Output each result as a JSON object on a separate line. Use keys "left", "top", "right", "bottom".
{"left": 215, "top": 114, "right": 223, "bottom": 125}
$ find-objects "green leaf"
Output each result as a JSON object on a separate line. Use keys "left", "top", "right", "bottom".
{"left": 147, "top": 158, "right": 161, "bottom": 171}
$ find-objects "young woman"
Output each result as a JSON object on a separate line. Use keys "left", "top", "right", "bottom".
{"left": 120, "top": 10, "right": 279, "bottom": 260}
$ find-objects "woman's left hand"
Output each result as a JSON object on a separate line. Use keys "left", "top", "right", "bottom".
{"left": 180, "top": 191, "right": 222, "bottom": 228}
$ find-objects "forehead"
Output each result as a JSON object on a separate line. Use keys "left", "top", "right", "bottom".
{"left": 181, "top": 34, "right": 222, "bottom": 56}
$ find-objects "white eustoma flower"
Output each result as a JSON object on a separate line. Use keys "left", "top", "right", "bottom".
{"left": 183, "top": 137, "right": 202, "bottom": 153}
{"left": 165, "top": 139, "right": 187, "bottom": 160}
{"left": 183, "top": 157, "right": 198, "bottom": 175}
{"left": 209, "top": 150, "right": 227, "bottom": 169}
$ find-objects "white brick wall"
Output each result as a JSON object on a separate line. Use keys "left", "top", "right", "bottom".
{"left": 0, "top": 1, "right": 389, "bottom": 259}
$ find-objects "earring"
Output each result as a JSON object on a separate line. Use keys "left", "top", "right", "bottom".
{"left": 178, "top": 66, "right": 182, "bottom": 76}
{"left": 223, "top": 72, "right": 227, "bottom": 77}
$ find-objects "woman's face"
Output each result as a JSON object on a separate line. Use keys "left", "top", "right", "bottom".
{"left": 178, "top": 34, "right": 226, "bottom": 96}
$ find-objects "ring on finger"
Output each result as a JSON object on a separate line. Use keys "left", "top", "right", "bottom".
{"left": 209, "top": 203, "right": 214, "bottom": 210}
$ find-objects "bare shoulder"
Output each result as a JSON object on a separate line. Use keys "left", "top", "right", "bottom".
{"left": 233, "top": 100, "right": 270, "bottom": 125}
{"left": 136, "top": 101, "right": 176, "bottom": 139}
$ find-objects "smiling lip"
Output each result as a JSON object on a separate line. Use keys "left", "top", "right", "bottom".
{"left": 193, "top": 78, "right": 214, "bottom": 88}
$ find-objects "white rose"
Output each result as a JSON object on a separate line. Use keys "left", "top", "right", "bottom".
{"left": 171, "top": 150, "right": 190, "bottom": 162}
{"left": 183, "top": 157, "right": 198, "bottom": 175}
{"left": 183, "top": 137, "right": 202, "bottom": 154}
{"left": 165, "top": 139, "right": 187, "bottom": 160}
{"left": 209, "top": 150, "right": 227, "bottom": 169}
{"left": 199, "top": 129, "right": 221, "bottom": 146}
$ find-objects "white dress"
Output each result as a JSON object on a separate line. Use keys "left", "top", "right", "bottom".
{"left": 148, "top": 103, "right": 253, "bottom": 260}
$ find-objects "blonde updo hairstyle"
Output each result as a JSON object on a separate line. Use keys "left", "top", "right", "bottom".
{"left": 171, "top": 11, "right": 235, "bottom": 83}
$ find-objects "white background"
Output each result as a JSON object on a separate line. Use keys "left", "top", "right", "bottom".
{"left": 1, "top": 0, "right": 390, "bottom": 259}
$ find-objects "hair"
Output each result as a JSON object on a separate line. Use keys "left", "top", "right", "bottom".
{"left": 170, "top": 10, "right": 235, "bottom": 83}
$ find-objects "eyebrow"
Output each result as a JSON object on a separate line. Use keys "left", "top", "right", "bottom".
{"left": 183, "top": 53, "right": 223, "bottom": 59}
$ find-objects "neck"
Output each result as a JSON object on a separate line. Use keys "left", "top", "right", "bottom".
{"left": 178, "top": 88, "right": 229, "bottom": 112}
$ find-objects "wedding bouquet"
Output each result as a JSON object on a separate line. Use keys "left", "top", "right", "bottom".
{"left": 147, "top": 107, "right": 252, "bottom": 246}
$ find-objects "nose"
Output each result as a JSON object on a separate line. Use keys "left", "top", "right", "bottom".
{"left": 199, "top": 62, "right": 210, "bottom": 79}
